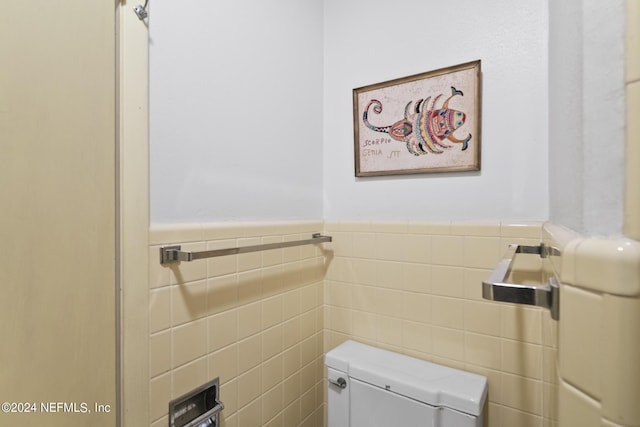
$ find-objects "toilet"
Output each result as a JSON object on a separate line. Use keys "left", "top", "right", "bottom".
{"left": 325, "top": 340, "right": 488, "bottom": 427}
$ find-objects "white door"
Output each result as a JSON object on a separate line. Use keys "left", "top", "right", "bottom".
{"left": 0, "top": 1, "right": 117, "bottom": 425}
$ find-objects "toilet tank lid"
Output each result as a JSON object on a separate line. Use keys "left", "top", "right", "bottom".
{"left": 325, "top": 340, "right": 488, "bottom": 417}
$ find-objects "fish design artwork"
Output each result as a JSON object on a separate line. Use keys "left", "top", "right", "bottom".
{"left": 362, "top": 86, "right": 472, "bottom": 156}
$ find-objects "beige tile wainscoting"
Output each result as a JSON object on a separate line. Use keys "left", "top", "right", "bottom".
{"left": 146, "top": 220, "right": 640, "bottom": 427}
{"left": 324, "top": 221, "right": 558, "bottom": 427}
{"left": 557, "top": 236, "right": 640, "bottom": 427}
{"left": 149, "top": 222, "right": 327, "bottom": 427}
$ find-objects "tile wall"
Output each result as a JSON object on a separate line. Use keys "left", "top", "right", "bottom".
{"left": 549, "top": 6, "right": 640, "bottom": 425}
{"left": 148, "top": 221, "right": 327, "bottom": 427}
{"left": 323, "top": 221, "right": 558, "bottom": 427}
{"left": 551, "top": 5, "right": 640, "bottom": 425}
{"left": 147, "top": 219, "right": 640, "bottom": 427}
{"left": 556, "top": 235, "right": 640, "bottom": 427}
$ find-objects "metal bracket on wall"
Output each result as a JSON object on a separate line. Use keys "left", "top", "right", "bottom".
{"left": 482, "top": 243, "right": 561, "bottom": 320}
{"left": 133, "top": 0, "right": 149, "bottom": 20}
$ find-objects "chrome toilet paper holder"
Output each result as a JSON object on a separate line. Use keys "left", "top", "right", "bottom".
{"left": 482, "top": 243, "right": 561, "bottom": 320}
{"left": 169, "top": 377, "right": 224, "bottom": 427}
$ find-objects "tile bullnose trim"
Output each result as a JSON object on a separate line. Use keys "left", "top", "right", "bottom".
{"left": 565, "top": 237, "right": 640, "bottom": 297}
{"left": 149, "top": 223, "right": 204, "bottom": 245}
{"left": 542, "top": 222, "right": 582, "bottom": 250}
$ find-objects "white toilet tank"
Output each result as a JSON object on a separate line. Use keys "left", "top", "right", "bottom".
{"left": 325, "top": 340, "right": 488, "bottom": 427}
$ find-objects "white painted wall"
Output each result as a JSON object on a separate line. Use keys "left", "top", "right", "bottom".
{"left": 548, "top": 0, "right": 584, "bottom": 233}
{"left": 323, "top": 0, "right": 550, "bottom": 222}
{"left": 549, "top": 0, "right": 625, "bottom": 236}
{"left": 150, "top": 0, "right": 549, "bottom": 224}
{"left": 151, "top": 0, "right": 625, "bottom": 232}
{"left": 149, "top": 0, "right": 324, "bottom": 222}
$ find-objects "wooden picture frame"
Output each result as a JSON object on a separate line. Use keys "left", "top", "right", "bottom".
{"left": 353, "top": 60, "right": 481, "bottom": 177}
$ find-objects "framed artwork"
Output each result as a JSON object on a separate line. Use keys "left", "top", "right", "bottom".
{"left": 353, "top": 60, "right": 481, "bottom": 177}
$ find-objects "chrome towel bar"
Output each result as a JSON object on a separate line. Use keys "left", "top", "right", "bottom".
{"left": 160, "top": 233, "right": 332, "bottom": 265}
{"left": 482, "top": 243, "right": 561, "bottom": 320}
